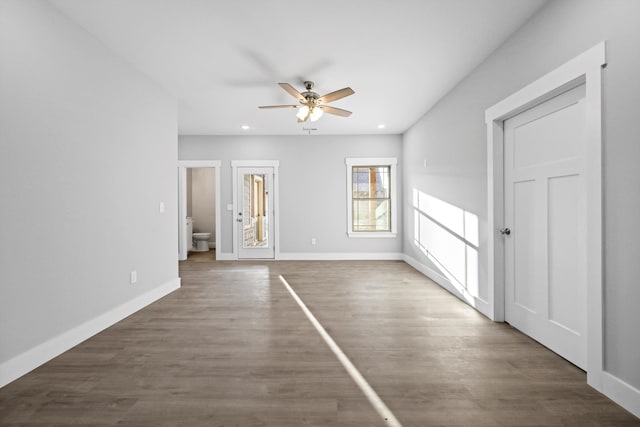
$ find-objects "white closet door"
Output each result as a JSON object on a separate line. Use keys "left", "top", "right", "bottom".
{"left": 504, "top": 84, "right": 587, "bottom": 369}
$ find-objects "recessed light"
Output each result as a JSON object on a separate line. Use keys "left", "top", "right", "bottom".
{"left": 377, "top": 124, "right": 386, "bottom": 129}
{"left": 241, "top": 125, "right": 250, "bottom": 130}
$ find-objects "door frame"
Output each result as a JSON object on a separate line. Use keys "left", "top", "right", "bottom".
{"left": 177, "top": 160, "right": 222, "bottom": 261}
{"left": 231, "top": 160, "right": 280, "bottom": 260}
{"left": 485, "top": 42, "right": 605, "bottom": 388}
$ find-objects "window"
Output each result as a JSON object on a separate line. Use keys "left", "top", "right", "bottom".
{"left": 352, "top": 166, "right": 391, "bottom": 231}
{"left": 346, "top": 157, "right": 397, "bottom": 238}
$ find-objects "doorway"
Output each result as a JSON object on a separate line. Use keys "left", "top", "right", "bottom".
{"left": 177, "top": 160, "right": 221, "bottom": 261}
{"left": 485, "top": 42, "right": 605, "bottom": 387}
{"left": 232, "top": 160, "right": 279, "bottom": 260}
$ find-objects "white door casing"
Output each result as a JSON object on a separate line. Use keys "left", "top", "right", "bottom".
{"left": 485, "top": 42, "right": 605, "bottom": 388}
{"left": 504, "top": 84, "right": 587, "bottom": 369}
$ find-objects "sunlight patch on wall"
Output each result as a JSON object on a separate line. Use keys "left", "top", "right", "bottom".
{"left": 412, "top": 188, "right": 481, "bottom": 304}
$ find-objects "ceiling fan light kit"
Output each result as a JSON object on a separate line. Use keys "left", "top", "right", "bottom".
{"left": 296, "top": 105, "right": 309, "bottom": 121}
{"left": 259, "top": 80, "right": 354, "bottom": 123}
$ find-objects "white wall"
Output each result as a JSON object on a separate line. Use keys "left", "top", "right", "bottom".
{"left": 403, "top": 0, "right": 640, "bottom": 397}
{"left": 179, "top": 135, "right": 402, "bottom": 256}
{"left": 191, "top": 167, "right": 216, "bottom": 245}
{"left": 0, "top": 0, "right": 179, "bottom": 382}
{"left": 186, "top": 168, "right": 193, "bottom": 217}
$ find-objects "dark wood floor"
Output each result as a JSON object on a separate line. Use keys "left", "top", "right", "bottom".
{"left": 1, "top": 253, "right": 638, "bottom": 426}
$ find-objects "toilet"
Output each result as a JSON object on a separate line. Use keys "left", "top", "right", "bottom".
{"left": 192, "top": 232, "right": 211, "bottom": 252}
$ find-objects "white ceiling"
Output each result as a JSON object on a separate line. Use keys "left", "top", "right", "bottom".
{"left": 51, "top": 0, "right": 547, "bottom": 136}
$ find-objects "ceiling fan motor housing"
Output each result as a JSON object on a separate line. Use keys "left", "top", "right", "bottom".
{"left": 301, "top": 81, "right": 319, "bottom": 105}
{"left": 301, "top": 92, "right": 319, "bottom": 104}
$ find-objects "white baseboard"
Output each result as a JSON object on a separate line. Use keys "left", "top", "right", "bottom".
{"left": 0, "top": 277, "right": 180, "bottom": 388}
{"left": 402, "top": 253, "right": 491, "bottom": 318}
{"left": 278, "top": 252, "right": 404, "bottom": 261}
{"left": 402, "top": 253, "right": 450, "bottom": 287}
{"left": 215, "top": 252, "right": 404, "bottom": 261}
{"left": 602, "top": 372, "right": 640, "bottom": 418}
{"left": 216, "top": 252, "right": 235, "bottom": 260}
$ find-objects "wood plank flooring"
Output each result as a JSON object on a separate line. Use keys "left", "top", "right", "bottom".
{"left": 1, "top": 253, "right": 638, "bottom": 426}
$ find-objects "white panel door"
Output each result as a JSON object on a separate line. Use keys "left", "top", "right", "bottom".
{"left": 237, "top": 167, "right": 275, "bottom": 259}
{"left": 504, "top": 84, "right": 587, "bottom": 369}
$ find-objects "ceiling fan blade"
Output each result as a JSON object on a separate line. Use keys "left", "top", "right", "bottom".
{"left": 318, "top": 87, "right": 354, "bottom": 104}
{"left": 258, "top": 105, "right": 299, "bottom": 109}
{"left": 278, "top": 83, "right": 305, "bottom": 102}
{"left": 319, "top": 105, "right": 352, "bottom": 117}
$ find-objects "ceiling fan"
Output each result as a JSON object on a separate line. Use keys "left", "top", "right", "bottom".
{"left": 258, "top": 81, "right": 354, "bottom": 122}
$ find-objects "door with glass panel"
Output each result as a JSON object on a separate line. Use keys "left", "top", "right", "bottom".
{"left": 237, "top": 167, "right": 274, "bottom": 259}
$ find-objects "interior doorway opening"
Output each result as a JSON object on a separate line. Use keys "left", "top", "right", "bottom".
{"left": 187, "top": 167, "right": 216, "bottom": 254}
{"left": 178, "top": 160, "right": 221, "bottom": 261}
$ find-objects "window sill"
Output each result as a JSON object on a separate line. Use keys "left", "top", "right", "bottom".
{"left": 348, "top": 232, "right": 397, "bottom": 239}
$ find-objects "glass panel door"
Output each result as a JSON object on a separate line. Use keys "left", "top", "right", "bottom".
{"left": 237, "top": 167, "right": 274, "bottom": 259}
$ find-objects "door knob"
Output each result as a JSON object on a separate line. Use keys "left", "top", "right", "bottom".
{"left": 500, "top": 227, "right": 511, "bottom": 235}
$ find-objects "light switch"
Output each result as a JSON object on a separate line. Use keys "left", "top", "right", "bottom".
{"left": 159, "top": 202, "right": 165, "bottom": 213}
{"left": 227, "top": 204, "right": 233, "bottom": 211}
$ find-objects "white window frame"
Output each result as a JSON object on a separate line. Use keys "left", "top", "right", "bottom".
{"left": 346, "top": 157, "right": 397, "bottom": 238}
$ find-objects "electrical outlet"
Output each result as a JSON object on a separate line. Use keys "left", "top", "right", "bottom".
{"left": 130, "top": 271, "right": 137, "bottom": 284}
{"left": 311, "top": 238, "right": 317, "bottom": 245}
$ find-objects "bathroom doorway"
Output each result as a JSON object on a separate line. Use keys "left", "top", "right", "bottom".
{"left": 177, "top": 160, "right": 221, "bottom": 261}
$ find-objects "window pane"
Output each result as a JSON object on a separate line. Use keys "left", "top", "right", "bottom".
{"left": 355, "top": 181, "right": 369, "bottom": 197}
{"left": 352, "top": 166, "right": 390, "bottom": 199}
{"left": 352, "top": 199, "right": 390, "bottom": 231}
{"left": 374, "top": 169, "right": 389, "bottom": 198}
{"left": 352, "top": 168, "right": 369, "bottom": 197}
